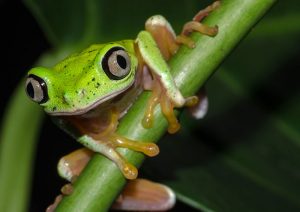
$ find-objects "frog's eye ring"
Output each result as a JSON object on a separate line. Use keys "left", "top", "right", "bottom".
{"left": 25, "top": 74, "right": 49, "bottom": 104}
{"left": 102, "top": 47, "right": 131, "bottom": 80}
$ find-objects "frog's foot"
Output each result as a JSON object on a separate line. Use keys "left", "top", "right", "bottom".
{"left": 176, "top": 1, "right": 220, "bottom": 48}
{"left": 143, "top": 79, "right": 198, "bottom": 134}
{"left": 78, "top": 133, "right": 159, "bottom": 180}
{"left": 160, "top": 94, "right": 198, "bottom": 134}
{"left": 112, "top": 179, "right": 176, "bottom": 211}
{"left": 104, "top": 133, "right": 159, "bottom": 179}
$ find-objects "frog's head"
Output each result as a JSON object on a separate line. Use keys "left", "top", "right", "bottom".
{"left": 25, "top": 42, "right": 138, "bottom": 115}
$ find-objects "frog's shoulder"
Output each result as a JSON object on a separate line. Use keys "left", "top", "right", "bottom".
{"left": 53, "top": 41, "right": 135, "bottom": 72}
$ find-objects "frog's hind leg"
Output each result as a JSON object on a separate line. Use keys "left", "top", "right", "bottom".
{"left": 140, "top": 2, "right": 219, "bottom": 133}
{"left": 176, "top": 1, "right": 220, "bottom": 48}
{"left": 112, "top": 179, "right": 175, "bottom": 211}
{"left": 136, "top": 31, "right": 198, "bottom": 134}
{"left": 57, "top": 148, "right": 94, "bottom": 183}
{"left": 145, "top": 15, "right": 179, "bottom": 60}
{"left": 52, "top": 151, "right": 173, "bottom": 212}
{"left": 141, "top": 73, "right": 198, "bottom": 134}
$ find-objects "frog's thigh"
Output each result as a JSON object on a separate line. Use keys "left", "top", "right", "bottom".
{"left": 57, "top": 148, "right": 94, "bottom": 182}
{"left": 136, "top": 30, "right": 186, "bottom": 107}
{"left": 145, "top": 15, "right": 179, "bottom": 60}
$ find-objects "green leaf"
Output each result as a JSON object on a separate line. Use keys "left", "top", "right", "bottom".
{"left": 0, "top": 84, "right": 44, "bottom": 212}
{"left": 23, "top": 0, "right": 214, "bottom": 49}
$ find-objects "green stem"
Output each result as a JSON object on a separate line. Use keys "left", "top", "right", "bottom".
{"left": 54, "top": 0, "right": 276, "bottom": 211}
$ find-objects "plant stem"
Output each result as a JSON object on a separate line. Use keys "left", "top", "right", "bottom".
{"left": 0, "top": 84, "right": 44, "bottom": 212}
{"left": 56, "top": 0, "right": 277, "bottom": 211}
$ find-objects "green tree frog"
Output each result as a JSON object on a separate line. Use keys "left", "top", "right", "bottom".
{"left": 26, "top": 1, "right": 220, "bottom": 211}
{"left": 25, "top": 1, "right": 219, "bottom": 184}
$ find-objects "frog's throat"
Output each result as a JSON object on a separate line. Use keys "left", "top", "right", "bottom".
{"left": 47, "top": 81, "right": 135, "bottom": 116}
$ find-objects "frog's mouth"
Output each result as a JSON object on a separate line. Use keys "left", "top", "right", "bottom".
{"left": 47, "top": 80, "right": 135, "bottom": 116}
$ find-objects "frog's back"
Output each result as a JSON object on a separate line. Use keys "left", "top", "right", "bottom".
{"left": 53, "top": 40, "right": 135, "bottom": 72}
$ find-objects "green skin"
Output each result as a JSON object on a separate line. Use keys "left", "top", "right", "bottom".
{"left": 28, "top": 31, "right": 185, "bottom": 116}
{"left": 28, "top": 41, "right": 138, "bottom": 115}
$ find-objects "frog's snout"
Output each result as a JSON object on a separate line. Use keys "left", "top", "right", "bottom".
{"left": 63, "top": 89, "right": 87, "bottom": 106}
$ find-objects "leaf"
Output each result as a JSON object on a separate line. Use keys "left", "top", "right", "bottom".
{"left": 0, "top": 84, "right": 44, "bottom": 212}
{"left": 23, "top": 0, "right": 212, "bottom": 49}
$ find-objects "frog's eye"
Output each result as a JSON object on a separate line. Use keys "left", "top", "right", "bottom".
{"left": 25, "top": 74, "right": 49, "bottom": 104}
{"left": 102, "top": 47, "right": 131, "bottom": 80}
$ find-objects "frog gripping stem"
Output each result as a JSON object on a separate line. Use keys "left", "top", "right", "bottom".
{"left": 77, "top": 133, "right": 159, "bottom": 180}
{"left": 176, "top": 1, "right": 220, "bottom": 48}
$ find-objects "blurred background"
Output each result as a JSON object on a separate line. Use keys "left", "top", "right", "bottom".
{"left": 0, "top": 0, "right": 299, "bottom": 211}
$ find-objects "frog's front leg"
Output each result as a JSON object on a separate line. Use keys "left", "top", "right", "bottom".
{"left": 62, "top": 109, "right": 159, "bottom": 180}
{"left": 77, "top": 133, "right": 158, "bottom": 179}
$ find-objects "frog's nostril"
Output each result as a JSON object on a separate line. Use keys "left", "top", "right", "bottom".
{"left": 78, "top": 89, "right": 87, "bottom": 98}
{"left": 63, "top": 93, "right": 72, "bottom": 105}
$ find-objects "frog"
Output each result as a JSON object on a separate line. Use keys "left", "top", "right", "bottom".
{"left": 26, "top": 1, "right": 220, "bottom": 211}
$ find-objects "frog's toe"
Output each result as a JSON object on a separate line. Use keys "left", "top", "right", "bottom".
{"left": 143, "top": 143, "right": 160, "bottom": 157}
{"left": 184, "top": 96, "right": 199, "bottom": 107}
{"left": 176, "top": 1, "right": 220, "bottom": 48}
{"left": 161, "top": 94, "right": 199, "bottom": 134}
{"left": 176, "top": 22, "right": 218, "bottom": 48}
{"left": 46, "top": 194, "right": 63, "bottom": 212}
{"left": 168, "top": 121, "right": 181, "bottom": 134}
{"left": 182, "top": 21, "right": 218, "bottom": 37}
{"left": 111, "top": 133, "right": 160, "bottom": 157}
{"left": 160, "top": 93, "right": 181, "bottom": 134}
{"left": 142, "top": 84, "right": 161, "bottom": 129}
{"left": 122, "top": 163, "right": 138, "bottom": 180}
{"left": 61, "top": 183, "right": 74, "bottom": 195}
{"left": 193, "top": 1, "right": 221, "bottom": 22}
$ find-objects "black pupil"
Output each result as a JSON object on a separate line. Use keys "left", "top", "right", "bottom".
{"left": 117, "top": 55, "right": 127, "bottom": 69}
{"left": 26, "top": 82, "right": 35, "bottom": 99}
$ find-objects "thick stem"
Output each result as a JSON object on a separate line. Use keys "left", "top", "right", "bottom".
{"left": 56, "top": 0, "right": 277, "bottom": 211}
